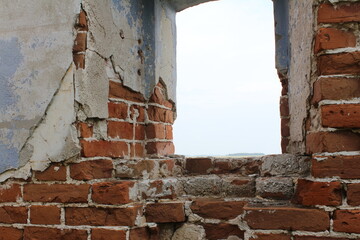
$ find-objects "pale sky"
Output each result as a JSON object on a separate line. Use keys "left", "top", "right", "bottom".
{"left": 173, "top": 0, "right": 281, "bottom": 156}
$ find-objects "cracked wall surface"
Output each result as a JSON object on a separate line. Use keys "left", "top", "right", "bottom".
{"left": 0, "top": 0, "right": 81, "bottom": 175}
{"left": 2, "top": 0, "right": 360, "bottom": 240}
{"left": 0, "top": 0, "right": 181, "bottom": 177}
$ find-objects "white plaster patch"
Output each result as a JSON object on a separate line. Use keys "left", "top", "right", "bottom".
{"left": 23, "top": 65, "right": 80, "bottom": 171}
{"left": 288, "top": 0, "right": 314, "bottom": 154}
{"left": 75, "top": 51, "right": 109, "bottom": 119}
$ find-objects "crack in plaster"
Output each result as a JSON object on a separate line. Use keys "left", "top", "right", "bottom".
{"left": 0, "top": 63, "right": 79, "bottom": 183}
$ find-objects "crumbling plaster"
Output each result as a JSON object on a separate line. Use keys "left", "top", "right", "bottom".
{"left": 0, "top": 0, "right": 81, "bottom": 176}
{"left": 0, "top": 0, "right": 182, "bottom": 180}
{"left": 287, "top": 0, "right": 314, "bottom": 154}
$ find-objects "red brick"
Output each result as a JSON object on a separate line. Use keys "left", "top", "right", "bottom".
{"left": 70, "top": 160, "right": 113, "bottom": 180}
{"left": 334, "top": 210, "right": 360, "bottom": 233}
{"left": 140, "top": 180, "right": 176, "bottom": 200}
{"left": 306, "top": 131, "right": 360, "bottom": 154}
{"left": 0, "top": 183, "right": 21, "bottom": 203}
{"left": 108, "top": 121, "right": 133, "bottom": 139}
{"left": 92, "top": 181, "right": 134, "bottom": 205}
{"left": 34, "top": 164, "right": 66, "bottom": 181}
{"left": 149, "top": 82, "right": 173, "bottom": 109}
{"left": 312, "top": 77, "right": 360, "bottom": 105}
{"left": 185, "top": 158, "right": 212, "bottom": 174}
{"left": 77, "top": 10, "right": 88, "bottom": 31}
{"left": 109, "top": 81, "right": 145, "bottom": 103}
{"left": 250, "top": 233, "right": 291, "bottom": 240}
{"left": 281, "top": 118, "right": 290, "bottom": 137}
{"left": 24, "top": 184, "right": 89, "bottom": 203}
{"left": 294, "top": 237, "right": 354, "bottom": 240}
{"left": 318, "top": 52, "right": 360, "bottom": 75}
{"left": 78, "top": 122, "right": 93, "bottom": 138}
{"left": 281, "top": 78, "right": 288, "bottom": 96}
{"left": 203, "top": 223, "right": 244, "bottom": 240}
{"left": 292, "top": 179, "right": 342, "bottom": 206}
{"left": 146, "top": 124, "right": 165, "bottom": 139}
{"left": 81, "top": 140, "right": 129, "bottom": 157}
{"left": 281, "top": 137, "right": 289, "bottom": 153}
{"left": 73, "top": 32, "right": 87, "bottom": 53}
{"left": 322, "top": 104, "right": 360, "bottom": 128}
{"left": 135, "top": 124, "right": 145, "bottom": 140}
{"left": 244, "top": 206, "right": 329, "bottom": 231}
{"left": 30, "top": 205, "right": 61, "bottom": 225}
{"left": 147, "top": 106, "right": 174, "bottom": 123}
{"left": 91, "top": 229, "right": 126, "bottom": 240}
{"left": 0, "top": 227, "right": 23, "bottom": 240}
{"left": 130, "top": 143, "right": 145, "bottom": 158}
{"left": 280, "top": 97, "right": 289, "bottom": 116}
{"left": 318, "top": 3, "right": 360, "bottom": 23}
{"left": 0, "top": 206, "right": 27, "bottom": 224}
{"left": 312, "top": 155, "right": 360, "bottom": 179}
{"left": 315, "top": 28, "right": 356, "bottom": 53}
{"left": 24, "top": 227, "right": 87, "bottom": 240}
{"left": 159, "top": 159, "right": 176, "bottom": 176}
{"left": 129, "top": 227, "right": 159, "bottom": 240}
{"left": 146, "top": 142, "right": 174, "bottom": 156}
{"left": 108, "top": 102, "right": 128, "bottom": 119}
{"left": 191, "top": 200, "right": 246, "bottom": 220}
{"left": 130, "top": 105, "right": 145, "bottom": 122}
{"left": 116, "top": 160, "right": 155, "bottom": 178}
{"left": 165, "top": 125, "right": 173, "bottom": 140}
{"left": 73, "top": 54, "right": 85, "bottom": 69}
{"left": 66, "top": 206, "right": 140, "bottom": 226}
{"left": 145, "top": 202, "right": 185, "bottom": 223}
{"left": 347, "top": 183, "right": 360, "bottom": 206}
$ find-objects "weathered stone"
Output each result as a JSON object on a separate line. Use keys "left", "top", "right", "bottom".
{"left": 171, "top": 224, "right": 205, "bottom": 240}
{"left": 256, "top": 177, "right": 293, "bottom": 200}
{"left": 261, "top": 154, "right": 310, "bottom": 177}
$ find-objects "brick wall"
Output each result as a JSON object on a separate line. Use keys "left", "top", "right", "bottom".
{"left": 2, "top": 0, "right": 360, "bottom": 239}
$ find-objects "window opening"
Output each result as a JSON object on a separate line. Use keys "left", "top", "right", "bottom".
{"left": 173, "top": 0, "right": 281, "bottom": 157}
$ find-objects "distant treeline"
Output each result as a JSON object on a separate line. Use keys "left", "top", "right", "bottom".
{"left": 227, "top": 153, "right": 265, "bottom": 156}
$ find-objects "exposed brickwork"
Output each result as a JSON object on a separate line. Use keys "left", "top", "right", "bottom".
{"left": 91, "top": 181, "right": 134, "bottom": 205}
{"left": 34, "top": 164, "right": 67, "bottom": 181}
{"left": 312, "top": 77, "right": 360, "bottom": 105}
{"left": 203, "top": 223, "right": 244, "bottom": 240}
{"left": 322, "top": 104, "right": 360, "bottom": 128}
{"left": 81, "top": 140, "right": 129, "bottom": 158}
{"left": 333, "top": 210, "right": 360, "bottom": 233}
{"left": 318, "top": 2, "right": 360, "bottom": 23}
{"left": 250, "top": 233, "right": 291, "bottom": 240}
{"left": 66, "top": 206, "right": 140, "bottom": 226}
{"left": 306, "top": 131, "right": 360, "bottom": 154}
{"left": 145, "top": 202, "right": 185, "bottom": 223}
{"left": 244, "top": 207, "right": 330, "bottom": 231}
{"left": 91, "top": 229, "right": 127, "bottom": 240}
{"left": 190, "top": 199, "right": 246, "bottom": 220}
{"left": 292, "top": 179, "right": 342, "bottom": 206}
{"left": 70, "top": 159, "right": 113, "bottom": 180}
{"left": 73, "top": 10, "right": 87, "bottom": 69}
{"left": 0, "top": 184, "right": 21, "bottom": 203}
{"left": 0, "top": 227, "right": 23, "bottom": 240}
{"left": 318, "top": 52, "right": 360, "bottom": 75}
{"left": 312, "top": 155, "right": 360, "bottom": 179}
{"left": 30, "top": 205, "right": 61, "bottom": 225}
{"left": 315, "top": 28, "right": 356, "bottom": 53}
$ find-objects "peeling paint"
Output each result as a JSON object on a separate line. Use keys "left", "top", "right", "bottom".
{"left": 0, "top": 37, "right": 23, "bottom": 114}
{"left": 0, "top": 0, "right": 81, "bottom": 174}
{"left": 22, "top": 65, "right": 79, "bottom": 171}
